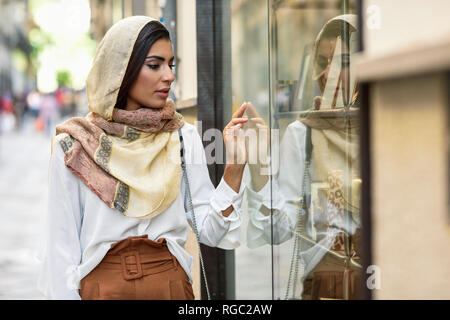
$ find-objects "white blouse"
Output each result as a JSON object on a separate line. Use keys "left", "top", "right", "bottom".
{"left": 36, "top": 122, "right": 245, "bottom": 300}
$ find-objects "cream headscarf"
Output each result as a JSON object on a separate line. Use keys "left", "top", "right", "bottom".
{"left": 87, "top": 16, "right": 155, "bottom": 120}
{"left": 311, "top": 14, "right": 359, "bottom": 108}
{"left": 54, "top": 16, "right": 184, "bottom": 219}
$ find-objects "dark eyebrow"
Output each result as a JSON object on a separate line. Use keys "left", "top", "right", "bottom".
{"left": 145, "top": 55, "right": 174, "bottom": 62}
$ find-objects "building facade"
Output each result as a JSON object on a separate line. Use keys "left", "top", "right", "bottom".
{"left": 0, "top": 0, "right": 31, "bottom": 95}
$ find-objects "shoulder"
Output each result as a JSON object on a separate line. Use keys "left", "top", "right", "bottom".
{"left": 49, "top": 134, "right": 78, "bottom": 182}
{"left": 282, "top": 120, "right": 307, "bottom": 144}
{"left": 51, "top": 135, "right": 67, "bottom": 164}
{"left": 286, "top": 119, "right": 307, "bottom": 135}
{"left": 180, "top": 121, "right": 199, "bottom": 137}
{"left": 179, "top": 121, "right": 203, "bottom": 147}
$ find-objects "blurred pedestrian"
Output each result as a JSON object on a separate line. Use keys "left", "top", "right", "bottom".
{"left": 26, "top": 90, "right": 42, "bottom": 119}
{"left": 37, "top": 16, "right": 248, "bottom": 300}
{"left": 39, "top": 93, "right": 59, "bottom": 136}
{"left": 12, "top": 92, "right": 27, "bottom": 131}
{"left": 0, "top": 91, "right": 16, "bottom": 133}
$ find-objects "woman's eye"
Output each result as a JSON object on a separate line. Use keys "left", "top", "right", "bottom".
{"left": 147, "top": 64, "right": 160, "bottom": 70}
{"left": 169, "top": 64, "right": 175, "bottom": 69}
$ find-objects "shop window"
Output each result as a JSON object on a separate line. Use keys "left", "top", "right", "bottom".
{"left": 232, "top": 0, "right": 363, "bottom": 300}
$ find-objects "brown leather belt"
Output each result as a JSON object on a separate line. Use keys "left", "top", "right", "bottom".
{"left": 101, "top": 250, "right": 178, "bottom": 280}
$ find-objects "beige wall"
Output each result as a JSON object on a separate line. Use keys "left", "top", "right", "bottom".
{"left": 175, "top": 0, "right": 197, "bottom": 102}
{"left": 371, "top": 74, "right": 450, "bottom": 299}
{"left": 358, "top": 0, "right": 450, "bottom": 299}
{"left": 363, "top": 0, "right": 450, "bottom": 59}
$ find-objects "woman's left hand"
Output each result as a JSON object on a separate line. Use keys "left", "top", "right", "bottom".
{"left": 223, "top": 102, "right": 248, "bottom": 168}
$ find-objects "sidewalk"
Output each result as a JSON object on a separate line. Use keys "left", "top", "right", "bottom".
{"left": 0, "top": 118, "right": 50, "bottom": 299}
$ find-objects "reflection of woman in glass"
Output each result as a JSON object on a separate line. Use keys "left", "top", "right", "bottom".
{"left": 312, "top": 14, "right": 359, "bottom": 109}
{"left": 246, "top": 14, "right": 362, "bottom": 300}
{"left": 37, "top": 16, "right": 248, "bottom": 300}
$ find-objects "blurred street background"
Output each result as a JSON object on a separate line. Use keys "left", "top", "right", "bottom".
{"left": 0, "top": 0, "right": 93, "bottom": 299}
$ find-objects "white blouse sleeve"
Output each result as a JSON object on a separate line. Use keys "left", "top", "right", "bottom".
{"left": 246, "top": 180, "right": 295, "bottom": 248}
{"left": 36, "top": 139, "right": 83, "bottom": 300}
{"left": 182, "top": 126, "right": 244, "bottom": 249}
{"left": 245, "top": 121, "right": 307, "bottom": 248}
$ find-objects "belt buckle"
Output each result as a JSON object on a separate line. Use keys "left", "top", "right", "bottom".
{"left": 121, "top": 250, "right": 143, "bottom": 280}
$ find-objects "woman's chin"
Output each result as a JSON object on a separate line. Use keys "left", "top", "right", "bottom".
{"left": 140, "top": 101, "right": 166, "bottom": 109}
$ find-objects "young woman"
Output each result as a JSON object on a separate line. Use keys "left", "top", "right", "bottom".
{"left": 37, "top": 16, "right": 248, "bottom": 300}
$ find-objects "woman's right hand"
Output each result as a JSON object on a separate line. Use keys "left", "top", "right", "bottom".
{"left": 244, "top": 102, "right": 270, "bottom": 191}
{"left": 245, "top": 102, "right": 270, "bottom": 171}
{"left": 223, "top": 102, "right": 248, "bottom": 167}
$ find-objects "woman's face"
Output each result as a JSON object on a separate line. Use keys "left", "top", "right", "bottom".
{"left": 126, "top": 38, "right": 175, "bottom": 110}
{"left": 315, "top": 36, "right": 338, "bottom": 93}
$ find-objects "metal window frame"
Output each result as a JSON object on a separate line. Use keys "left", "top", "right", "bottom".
{"left": 196, "top": 0, "right": 235, "bottom": 300}
{"left": 448, "top": 72, "right": 450, "bottom": 224}
{"left": 357, "top": 0, "right": 373, "bottom": 300}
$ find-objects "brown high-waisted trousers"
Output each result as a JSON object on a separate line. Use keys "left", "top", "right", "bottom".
{"left": 79, "top": 235, "right": 194, "bottom": 300}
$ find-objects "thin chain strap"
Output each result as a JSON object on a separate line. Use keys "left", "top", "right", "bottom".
{"left": 284, "top": 159, "right": 310, "bottom": 300}
{"left": 178, "top": 129, "right": 211, "bottom": 300}
{"left": 284, "top": 126, "right": 312, "bottom": 300}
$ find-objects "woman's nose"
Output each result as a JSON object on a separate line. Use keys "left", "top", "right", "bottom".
{"left": 163, "top": 66, "right": 175, "bottom": 83}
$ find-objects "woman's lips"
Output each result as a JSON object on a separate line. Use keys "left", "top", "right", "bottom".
{"left": 155, "top": 89, "right": 169, "bottom": 99}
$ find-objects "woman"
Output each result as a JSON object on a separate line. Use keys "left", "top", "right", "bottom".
{"left": 37, "top": 16, "right": 248, "bottom": 300}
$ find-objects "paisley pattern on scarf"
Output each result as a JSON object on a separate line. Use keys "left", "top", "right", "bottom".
{"left": 124, "top": 126, "right": 140, "bottom": 141}
{"left": 59, "top": 135, "right": 75, "bottom": 153}
{"left": 96, "top": 134, "right": 113, "bottom": 173}
{"left": 114, "top": 182, "right": 130, "bottom": 213}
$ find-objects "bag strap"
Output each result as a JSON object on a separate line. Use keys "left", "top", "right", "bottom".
{"left": 284, "top": 125, "right": 312, "bottom": 299}
{"left": 178, "top": 128, "right": 211, "bottom": 300}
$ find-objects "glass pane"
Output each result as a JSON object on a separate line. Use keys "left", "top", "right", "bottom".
{"left": 273, "top": 0, "right": 361, "bottom": 300}
{"left": 231, "top": 0, "right": 273, "bottom": 299}
{"left": 241, "top": 0, "right": 363, "bottom": 300}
